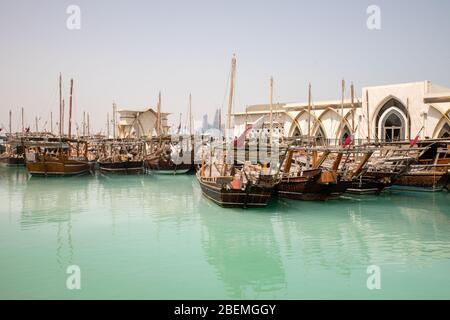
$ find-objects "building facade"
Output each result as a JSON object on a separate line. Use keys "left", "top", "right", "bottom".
{"left": 232, "top": 81, "right": 450, "bottom": 145}
{"left": 117, "top": 107, "right": 170, "bottom": 138}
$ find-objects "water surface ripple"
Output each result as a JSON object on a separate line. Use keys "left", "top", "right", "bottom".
{"left": 1, "top": 167, "right": 449, "bottom": 299}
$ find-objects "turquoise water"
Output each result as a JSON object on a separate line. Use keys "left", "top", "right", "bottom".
{"left": 0, "top": 166, "right": 449, "bottom": 299}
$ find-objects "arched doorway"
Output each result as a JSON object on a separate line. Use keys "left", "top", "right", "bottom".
{"left": 376, "top": 98, "right": 408, "bottom": 142}
{"left": 438, "top": 123, "right": 450, "bottom": 138}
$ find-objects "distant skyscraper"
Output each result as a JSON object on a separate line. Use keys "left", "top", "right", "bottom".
{"left": 202, "top": 114, "right": 209, "bottom": 132}
{"left": 212, "top": 108, "right": 221, "bottom": 130}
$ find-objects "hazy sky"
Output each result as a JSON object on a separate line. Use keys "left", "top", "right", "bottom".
{"left": 1, "top": 0, "right": 449, "bottom": 133}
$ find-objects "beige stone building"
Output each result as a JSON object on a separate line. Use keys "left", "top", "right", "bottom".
{"left": 117, "top": 107, "right": 170, "bottom": 138}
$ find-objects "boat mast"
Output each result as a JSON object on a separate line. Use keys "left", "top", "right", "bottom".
{"left": 9, "top": 109, "right": 12, "bottom": 135}
{"left": 21, "top": 107, "right": 24, "bottom": 133}
{"left": 307, "top": 83, "right": 311, "bottom": 145}
{"left": 87, "top": 113, "right": 90, "bottom": 136}
{"left": 351, "top": 82, "right": 355, "bottom": 134}
{"left": 50, "top": 111, "right": 53, "bottom": 134}
{"left": 68, "top": 78, "right": 73, "bottom": 138}
{"left": 83, "top": 111, "right": 86, "bottom": 137}
{"left": 407, "top": 98, "right": 411, "bottom": 141}
{"left": 59, "top": 73, "right": 62, "bottom": 136}
{"left": 62, "top": 99, "right": 65, "bottom": 136}
{"left": 269, "top": 76, "right": 273, "bottom": 144}
{"left": 107, "top": 112, "right": 110, "bottom": 138}
{"left": 157, "top": 91, "right": 162, "bottom": 136}
{"left": 35, "top": 116, "right": 38, "bottom": 132}
{"left": 366, "top": 90, "right": 370, "bottom": 142}
{"left": 112, "top": 102, "right": 116, "bottom": 139}
{"left": 226, "top": 54, "right": 237, "bottom": 135}
{"left": 189, "top": 93, "right": 192, "bottom": 135}
{"left": 340, "top": 79, "right": 345, "bottom": 146}
{"left": 341, "top": 79, "right": 345, "bottom": 119}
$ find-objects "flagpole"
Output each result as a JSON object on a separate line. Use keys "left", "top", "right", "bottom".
{"left": 340, "top": 79, "right": 345, "bottom": 146}
{"left": 366, "top": 90, "right": 370, "bottom": 143}
{"left": 189, "top": 93, "right": 192, "bottom": 136}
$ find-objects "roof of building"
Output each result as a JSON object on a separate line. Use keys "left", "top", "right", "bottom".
{"left": 283, "top": 99, "right": 362, "bottom": 110}
{"left": 233, "top": 81, "right": 450, "bottom": 116}
{"left": 117, "top": 107, "right": 170, "bottom": 116}
{"left": 232, "top": 99, "right": 361, "bottom": 116}
{"left": 424, "top": 82, "right": 450, "bottom": 104}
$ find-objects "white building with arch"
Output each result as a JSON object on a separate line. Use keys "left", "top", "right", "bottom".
{"left": 232, "top": 81, "right": 450, "bottom": 145}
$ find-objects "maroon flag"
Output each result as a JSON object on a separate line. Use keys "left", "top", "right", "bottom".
{"left": 343, "top": 135, "right": 352, "bottom": 147}
{"left": 410, "top": 126, "right": 424, "bottom": 147}
{"left": 410, "top": 135, "right": 419, "bottom": 147}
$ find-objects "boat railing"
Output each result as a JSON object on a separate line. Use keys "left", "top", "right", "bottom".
{"left": 200, "top": 175, "right": 234, "bottom": 184}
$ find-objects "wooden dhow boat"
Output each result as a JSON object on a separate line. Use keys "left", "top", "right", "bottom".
{"left": 197, "top": 169, "right": 276, "bottom": 208}
{"left": 0, "top": 137, "right": 25, "bottom": 166}
{"left": 97, "top": 139, "right": 145, "bottom": 174}
{"left": 25, "top": 75, "right": 90, "bottom": 176}
{"left": 98, "top": 158, "right": 144, "bottom": 174}
{"left": 392, "top": 168, "right": 449, "bottom": 191}
{"left": 325, "top": 146, "right": 393, "bottom": 195}
{"left": 275, "top": 147, "right": 341, "bottom": 201}
{"left": 196, "top": 148, "right": 279, "bottom": 208}
{"left": 143, "top": 90, "right": 195, "bottom": 174}
{"left": 389, "top": 140, "right": 450, "bottom": 191}
{"left": 145, "top": 135, "right": 194, "bottom": 174}
{"left": 25, "top": 138, "right": 90, "bottom": 176}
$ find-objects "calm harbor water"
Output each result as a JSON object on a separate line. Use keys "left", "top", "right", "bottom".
{"left": 1, "top": 166, "right": 449, "bottom": 299}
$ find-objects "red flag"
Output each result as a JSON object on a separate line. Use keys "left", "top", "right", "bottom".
{"left": 410, "top": 135, "right": 419, "bottom": 147}
{"left": 410, "top": 126, "right": 424, "bottom": 147}
{"left": 343, "top": 135, "right": 352, "bottom": 147}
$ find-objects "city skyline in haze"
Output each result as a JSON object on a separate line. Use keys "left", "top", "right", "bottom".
{"left": 1, "top": 0, "right": 449, "bottom": 134}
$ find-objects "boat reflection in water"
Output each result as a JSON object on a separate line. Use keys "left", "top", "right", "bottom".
{"left": 198, "top": 203, "right": 286, "bottom": 298}
{"left": 20, "top": 171, "right": 95, "bottom": 269}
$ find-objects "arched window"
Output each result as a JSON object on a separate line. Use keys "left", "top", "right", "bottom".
{"left": 438, "top": 123, "right": 450, "bottom": 138}
{"left": 341, "top": 126, "right": 351, "bottom": 144}
{"left": 314, "top": 127, "right": 326, "bottom": 145}
{"left": 292, "top": 126, "right": 301, "bottom": 137}
{"left": 381, "top": 110, "right": 405, "bottom": 142}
